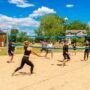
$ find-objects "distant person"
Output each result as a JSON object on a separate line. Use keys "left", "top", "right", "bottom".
{"left": 62, "top": 40, "right": 70, "bottom": 66}
{"left": 7, "top": 40, "right": 15, "bottom": 63}
{"left": 72, "top": 42, "right": 77, "bottom": 55}
{"left": 60, "top": 39, "right": 64, "bottom": 46}
{"left": 83, "top": 40, "right": 90, "bottom": 61}
{"left": 40, "top": 40, "right": 47, "bottom": 54}
{"left": 12, "top": 40, "right": 44, "bottom": 76}
{"left": 45, "top": 40, "right": 53, "bottom": 59}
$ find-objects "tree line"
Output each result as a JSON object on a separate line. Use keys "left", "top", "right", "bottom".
{"left": 9, "top": 14, "right": 90, "bottom": 43}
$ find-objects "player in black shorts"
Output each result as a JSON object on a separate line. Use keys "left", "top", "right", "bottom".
{"left": 7, "top": 41, "right": 15, "bottom": 63}
{"left": 12, "top": 40, "right": 44, "bottom": 76}
{"left": 62, "top": 40, "right": 70, "bottom": 66}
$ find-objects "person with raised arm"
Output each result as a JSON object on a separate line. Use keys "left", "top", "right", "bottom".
{"left": 12, "top": 40, "right": 44, "bottom": 76}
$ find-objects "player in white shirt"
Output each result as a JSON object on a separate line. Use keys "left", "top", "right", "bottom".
{"left": 45, "top": 40, "right": 53, "bottom": 59}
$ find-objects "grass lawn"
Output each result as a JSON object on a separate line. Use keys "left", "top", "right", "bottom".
{"left": 0, "top": 46, "right": 85, "bottom": 56}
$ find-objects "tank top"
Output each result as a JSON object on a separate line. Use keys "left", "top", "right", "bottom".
{"left": 24, "top": 46, "right": 31, "bottom": 56}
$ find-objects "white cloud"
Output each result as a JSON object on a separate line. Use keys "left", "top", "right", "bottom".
{"left": 66, "top": 4, "right": 74, "bottom": 8}
{"left": 8, "top": 0, "right": 34, "bottom": 8}
{"left": 0, "top": 6, "right": 56, "bottom": 32}
{"left": 0, "top": 14, "right": 39, "bottom": 31}
{"left": 30, "top": 6, "right": 56, "bottom": 18}
{"left": 26, "top": 30, "right": 36, "bottom": 36}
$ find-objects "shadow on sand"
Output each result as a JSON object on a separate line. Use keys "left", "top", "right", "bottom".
{"left": 57, "top": 60, "right": 63, "bottom": 62}
{"left": 13, "top": 72, "right": 31, "bottom": 76}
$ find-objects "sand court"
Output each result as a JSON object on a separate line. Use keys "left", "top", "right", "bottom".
{"left": 0, "top": 52, "right": 90, "bottom": 90}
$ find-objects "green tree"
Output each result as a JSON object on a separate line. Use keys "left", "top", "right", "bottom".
{"left": 65, "top": 20, "right": 88, "bottom": 30}
{"left": 10, "top": 28, "right": 19, "bottom": 42}
{"left": 17, "top": 32, "right": 27, "bottom": 42}
{"left": 64, "top": 20, "right": 90, "bottom": 35}
{"left": 86, "top": 26, "right": 90, "bottom": 35}
{"left": 35, "top": 14, "right": 66, "bottom": 41}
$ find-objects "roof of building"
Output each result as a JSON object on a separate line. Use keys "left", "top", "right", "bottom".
{"left": 66, "top": 30, "right": 86, "bottom": 34}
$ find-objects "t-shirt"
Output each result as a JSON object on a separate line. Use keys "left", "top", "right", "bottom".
{"left": 8, "top": 44, "right": 15, "bottom": 52}
{"left": 47, "top": 43, "right": 53, "bottom": 50}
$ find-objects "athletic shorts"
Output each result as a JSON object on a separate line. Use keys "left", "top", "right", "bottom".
{"left": 8, "top": 51, "right": 14, "bottom": 56}
{"left": 41, "top": 48, "right": 47, "bottom": 52}
{"left": 73, "top": 48, "right": 76, "bottom": 50}
{"left": 63, "top": 53, "right": 70, "bottom": 60}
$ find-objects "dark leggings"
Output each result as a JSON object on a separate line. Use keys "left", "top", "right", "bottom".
{"left": 14, "top": 56, "right": 34, "bottom": 74}
{"left": 84, "top": 50, "right": 89, "bottom": 60}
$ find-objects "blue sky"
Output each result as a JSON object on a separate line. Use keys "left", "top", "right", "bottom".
{"left": 0, "top": 0, "right": 90, "bottom": 34}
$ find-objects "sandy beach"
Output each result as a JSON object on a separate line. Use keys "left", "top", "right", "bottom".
{"left": 0, "top": 52, "right": 90, "bottom": 90}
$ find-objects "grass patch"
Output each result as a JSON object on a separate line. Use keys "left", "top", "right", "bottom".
{"left": 0, "top": 46, "right": 85, "bottom": 56}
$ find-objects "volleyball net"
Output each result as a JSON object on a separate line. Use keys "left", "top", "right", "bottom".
{"left": 8, "top": 34, "right": 90, "bottom": 49}
{"left": 0, "top": 35, "right": 90, "bottom": 55}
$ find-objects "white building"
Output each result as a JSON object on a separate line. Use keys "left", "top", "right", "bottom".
{"left": 66, "top": 30, "right": 87, "bottom": 44}
{"left": 66, "top": 30, "right": 87, "bottom": 37}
